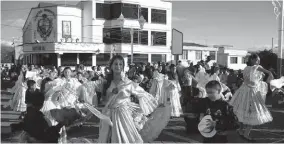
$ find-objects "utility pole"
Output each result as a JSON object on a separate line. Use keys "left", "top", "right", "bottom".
{"left": 272, "top": 37, "right": 274, "bottom": 51}
{"left": 277, "top": 0, "right": 284, "bottom": 77}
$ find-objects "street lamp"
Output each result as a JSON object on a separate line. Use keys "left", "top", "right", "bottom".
{"left": 118, "top": 13, "right": 146, "bottom": 64}
{"left": 110, "top": 44, "right": 116, "bottom": 59}
{"left": 276, "top": 0, "right": 284, "bottom": 77}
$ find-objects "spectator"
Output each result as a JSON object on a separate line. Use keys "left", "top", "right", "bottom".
{"left": 10, "top": 89, "right": 64, "bottom": 143}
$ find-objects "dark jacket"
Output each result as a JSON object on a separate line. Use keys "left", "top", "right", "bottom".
{"left": 197, "top": 97, "right": 239, "bottom": 132}
{"left": 11, "top": 107, "right": 63, "bottom": 143}
{"left": 25, "top": 89, "right": 44, "bottom": 105}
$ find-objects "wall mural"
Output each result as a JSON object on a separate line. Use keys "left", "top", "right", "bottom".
{"left": 34, "top": 8, "right": 56, "bottom": 41}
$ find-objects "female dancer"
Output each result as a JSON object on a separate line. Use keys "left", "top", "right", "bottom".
{"left": 207, "top": 66, "right": 220, "bottom": 82}
{"left": 167, "top": 64, "right": 183, "bottom": 117}
{"left": 83, "top": 55, "right": 172, "bottom": 143}
{"left": 181, "top": 68, "right": 200, "bottom": 133}
{"left": 229, "top": 53, "right": 273, "bottom": 140}
{"left": 40, "top": 69, "right": 61, "bottom": 126}
{"left": 8, "top": 65, "right": 28, "bottom": 118}
{"left": 43, "top": 67, "right": 83, "bottom": 143}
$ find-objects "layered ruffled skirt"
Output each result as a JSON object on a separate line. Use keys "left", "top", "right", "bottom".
{"left": 169, "top": 89, "right": 182, "bottom": 117}
{"left": 10, "top": 84, "right": 27, "bottom": 112}
{"left": 229, "top": 84, "right": 273, "bottom": 125}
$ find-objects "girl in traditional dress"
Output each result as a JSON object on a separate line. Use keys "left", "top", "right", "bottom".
{"left": 83, "top": 55, "right": 172, "bottom": 143}
{"left": 9, "top": 65, "right": 28, "bottom": 118}
{"left": 167, "top": 64, "right": 183, "bottom": 117}
{"left": 229, "top": 54, "right": 274, "bottom": 141}
{"left": 42, "top": 67, "right": 86, "bottom": 143}
{"left": 148, "top": 63, "right": 168, "bottom": 104}
{"left": 207, "top": 66, "right": 220, "bottom": 82}
{"left": 40, "top": 69, "right": 61, "bottom": 126}
{"left": 258, "top": 73, "right": 269, "bottom": 103}
{"left": 181, "top": 68, "right": 200, "bottom": 133}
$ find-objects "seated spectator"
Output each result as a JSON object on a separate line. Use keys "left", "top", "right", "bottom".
{"left": 10, "top": 89, "right": 65, "bottom": 143}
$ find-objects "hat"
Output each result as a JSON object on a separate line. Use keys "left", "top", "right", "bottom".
{"left": 270, "top": 76, "right": 284, "bottom": 91}
{"left": 198, "top": 115, "right": 217, "bottom": 138}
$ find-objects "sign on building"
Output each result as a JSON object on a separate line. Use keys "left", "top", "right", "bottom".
{"left": 171, "top": 28, "right": 183, "bottom": 55}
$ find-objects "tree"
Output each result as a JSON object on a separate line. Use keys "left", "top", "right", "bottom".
{"left": 257, "top": 49, "right": 278, "bottom": 71}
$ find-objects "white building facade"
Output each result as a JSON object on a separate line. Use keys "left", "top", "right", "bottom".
{"left": 217, "top": 46, "right": 248, "bottom": 70}
{"left": 22, "top": 0, "right": 172, "bottom": 68}
{"left": 178, "top": 43, "right": 218, "bottom": 66}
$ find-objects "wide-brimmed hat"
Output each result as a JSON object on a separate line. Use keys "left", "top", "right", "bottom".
{"left": 270, "top": 76, "right": 284, "bottom": 91}
{"left": 198, "top": 115, "right": 217, "bottom": 138}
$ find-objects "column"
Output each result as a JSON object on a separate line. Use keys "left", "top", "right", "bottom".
{"left": 77, "top": 53, "right": 80, "bottom": 64}
{"left": 123, "top": 54, "right": 129, "bottom": 71}
{"left": 148, "top": 8, "right": 151, "bottom": 24}
{"left": 148, "top": 31, "right": 151, "bottom": 46}
{"left": 92, "top": 53, "right": 97, "bottom": 66}
{"left": 215, "top": 51, "right": 218, "bottom": 62}
{"left": 31, "top": 54, "right": 33, "bottom": 64}
{"left": 57, "top": 53, "right": 61, "bottom": 67}
{"left": 148, "top": 53, "right": 151, "bottom": 63}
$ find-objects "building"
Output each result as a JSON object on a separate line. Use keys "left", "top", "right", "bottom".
{"left": 22, "top": 0, "right": 172, "bottom": 69}
{"left": 178, "top": 42, "right": 218, "bottom": 66}
{"left": 216, "top": 45, "right": 248, "bottom": 70}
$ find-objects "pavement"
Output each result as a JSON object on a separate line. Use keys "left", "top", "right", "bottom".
{"left": 1, "top": 83, "right": 284, "bottom": 143}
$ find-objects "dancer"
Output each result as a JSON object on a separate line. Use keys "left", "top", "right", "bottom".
{"left": 8, "top": 65, "right": 28, "bottom": 119}
{"left": 229, "top": 53, "right": 274, "bottom": 140}
{"left": 181, "top": 68, "right": 200, "bottom": 133}
{"left": 167, "top": 64, "right": 183, "bottom": 117}
{"left": 83, "top": 55, "right": 171, "bottom": 143}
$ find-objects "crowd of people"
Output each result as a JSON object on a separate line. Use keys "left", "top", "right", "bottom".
{"left": 2, "top": 53, "right": 284, "bottom": 143}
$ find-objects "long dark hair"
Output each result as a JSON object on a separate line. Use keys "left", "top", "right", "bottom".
{"left": 247, "top": 53, "right": 259, "bottom": 66}
{"left": 210, "top": 66, "right": 220, "bottom": 76}
{"left": 62, "top": 67, "right": 72, "bottom": 78}
{"left": 103, "top": 55, "right": 125, "bottom": 96}
{"left": 167, "top": 64, "right": 177, "bottom": 80}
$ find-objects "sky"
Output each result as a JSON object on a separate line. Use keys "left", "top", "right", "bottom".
{"left": 0, "top": 0, "right": 281, "bottom": 51}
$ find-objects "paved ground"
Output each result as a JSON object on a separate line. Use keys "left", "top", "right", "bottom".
{"left": 1, "top": 82, "right": 284, "bottom": 143}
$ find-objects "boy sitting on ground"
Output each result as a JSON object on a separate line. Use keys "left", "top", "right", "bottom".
{"left": 10, "top": 88, "right": 66, "bottom": 143}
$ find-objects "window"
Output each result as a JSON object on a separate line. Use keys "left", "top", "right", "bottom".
{"left": 103, "top": 28, "right": 148, "bottom": 45}
{"left": 242, "top": 57, "right": 246, "bottom": 64}
{"left": 151, "top": 31, "right": 166, "bottom": 46}
{"left": 122, "top": 3, "right": 138, "bottom": 19}
{"left": 182, "top": 50, "right": 188, "bottom": 59}
{"left": 96, "top": 53, "right": 110, "bottom": 66}
{"left": 151, "top": 9, "right": 167, "bottom": 24}
{"left": 140, "top": 8, "right": 148, "bottom": 22}
{"left": 79, "top": 53, "right": 92, "bottom": 66}
{"left": 128, "top": 54, "right": 148, "bottom": 64}
{"left": 122, "top": 28, "right": 137, "bottom": 43}
{"left": 196, "top": 51, "right": 202, "bottom": 60}
{"left": 152, "top": 54, "right": 164, "bottom": 62}
{"left": 61, "top": 53, "right": 77, "bottom": 66}
{"left": 96, "top": 3, "right": 148, "bottom": 21}
{"left": 209, "top": 51, "right": 216, "bottom": 60}
{"left": 96, "top": 3, "right": 111, "bottom": 19}
{"left": 139, "top": 30, "right": 148, "bottom": 45}
{"left": 111, "top": 3, "right": 122, "bottom": 19}
{"left": 230, "top": 57, "right": 238, "bottom": 64}
{"left": 103, "top": 28, "right": 122, "bottom": 44}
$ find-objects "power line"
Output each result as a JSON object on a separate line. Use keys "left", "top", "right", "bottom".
{"left": 1, "top": 8, "right": 32, "bottom": 11}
